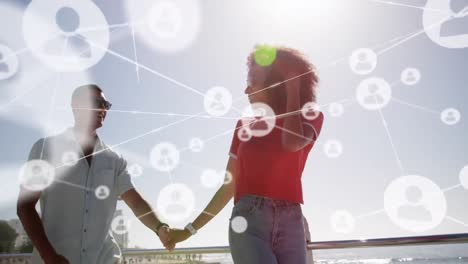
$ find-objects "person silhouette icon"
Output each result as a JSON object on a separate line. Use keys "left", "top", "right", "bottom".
{"left": 210, "top": 92, "right": 225, "bottom": 111}
{"left": 440, "top": 0, "right": 468, "bottom": 37}
{"left": 364, "top": 84, "right": 385, "bottom": 106}
{"left": 241, "top": 129, "right": 250, "bottom": 139}
{"left": 29, "top": 165, "right": 47, "bottom": 186}
{"left": 116, "top": 219, "right": 127, "bottom": 232}
{"left": 44, "top": 7, "right": 92, "bottom": 58}
{"left": 405, "top": 71, "right": 416, "bottom": 83}
{"left": 0, "top": 52, "right": 9, "bottom": 73}
{"left": 355, "top": 52, "right": 373, "bottom": 72}
{"left": 166, "top": 190, "right": 186, "bottom": 214}
{"left": 158, "top": 148, "right": 174, "bottom": 168}
{"left": 397, "top": 185, "right": 432, "bottom": 222}
{"left": 149, "top": 2, "right": 182, "bottom": 38}
{"left": 444, "top": 111, "right": 457, "bottom": 123}
{"left": 249, "top": 108, "right": 269, "bottom": 131}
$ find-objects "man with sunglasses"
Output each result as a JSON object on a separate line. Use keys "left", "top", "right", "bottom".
{"left": 17, "top": 84, "right": 174, "bottom": 264}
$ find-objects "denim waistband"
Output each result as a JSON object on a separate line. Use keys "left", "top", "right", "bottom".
{"left": 239, "top": 195, "right": 300, "bottom": 208}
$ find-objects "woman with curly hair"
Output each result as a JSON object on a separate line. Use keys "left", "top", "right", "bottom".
{"left": 168, "top": 45, "right": 324, "bottom": 264}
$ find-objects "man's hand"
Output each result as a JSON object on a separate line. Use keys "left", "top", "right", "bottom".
{"left": 44, "top": 253, "right": 69, "bottom": 264}
{"left": 157, "top": 225, "right": 175, "bottom": 251}
{"left": 167, "top": 228, "right": 191, "bottom": 245}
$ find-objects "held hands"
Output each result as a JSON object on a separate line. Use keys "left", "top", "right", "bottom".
{"left": 157, "top": 225, "right": 175, "bottom": 252}
{"left": 157, "top": 225, "right": 192, "bottom": 252}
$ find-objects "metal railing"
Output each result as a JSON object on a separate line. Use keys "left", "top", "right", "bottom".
{"left": 121, "top": 232, "right": 468, "bottom": 256}
{"left": 1, "top": 233, "right": 467, "bottom": 261}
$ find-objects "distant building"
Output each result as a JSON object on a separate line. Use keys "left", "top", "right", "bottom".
{"left": 7, "top": 219, "right": 29, "bottom": 249}
{"left": 112, "top": 209, "right": 129, "bottom": 249}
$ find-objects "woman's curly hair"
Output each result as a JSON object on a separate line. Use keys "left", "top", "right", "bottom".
{"left": 247, "top": 46, "right": 319, "bottom": 115}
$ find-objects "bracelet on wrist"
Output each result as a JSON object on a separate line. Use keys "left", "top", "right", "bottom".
{"left": 155, "top": 222, "right": 169, "bottom": 236}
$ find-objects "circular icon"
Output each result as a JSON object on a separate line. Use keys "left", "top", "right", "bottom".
{"left": 254, "top": 45, "right": 277, "bottom": 67}
{"left": 157, "top": 183, "right": 195, "bottom": 222}
{"left": 61, "top": 151, "right": 79, "bottom": 166}
{"left": 423, "top": 0, "right": 468, "bottom": 49}
{"left": 19, "top": 160, "right": 55, "bottom": 191}
{"left": 324, "top": 140, "right": 343, "bottom": 158}
{"left": 23, "top": 0, "right": 110, "bottom": 72}
{"left": 237, "top": 127, "right": 253, "bottom": 142}
{"left": 459, "top": 164, "right": 468, "bottom": 190}
{"left": 95, "top": 185, "right": 110, "bottom": 200}
{"left": 150, "top": 142, "right": 180, "bottom": 172}
{"left": 401, "top": 68, "right": 421, "bottom": 86}
{"left": 349, "top": 48, "right": 377, "bottom": 75}
{"left": 0, "top": 44, "right": 19, "bottom": 80}
{"left": 200, "top": 169, "right": 224, "bottom": 189}
{"left": 331, "top": 210, "right": 355, "bottom": 234}
{"left": 356, "top": 77, "right": 392, "bottom": 111}
{"left": 384, "top": 175, "right": 447, "bottom": 232}
{"left": 301, "top": 102, "right": 321, "bottom": 120}
{"left": 111, "top": 215, "right": 131, "bottom": 235}
{"left": 147, "top": 1, "right": 183, "bottom": 39}
{"left": 204, "top": 86, "right": 232, "bottom": 117}
{"left": 231, "top": 216, "right": 248, "bottom": 234}
{"left": 241, "top": 103, "right": 276, "bottom": 137}
{"left": 441, "top": 108, "right": 461, "bottom": 125}
{"left": 126, "top": 0, "right": 201, "bottom": 53}
{"left": 189, "top": 137, "right": 204, "bottom": 152}
{"left": 328, "top": 102, "right": 344, "bottom": 117}
{"left": 128, "top": 163, "right": 143, "bottom": 178}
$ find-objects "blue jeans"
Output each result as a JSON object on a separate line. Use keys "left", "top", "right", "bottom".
{"left": 229, "top": 195, "right": 307, "bottom": 264}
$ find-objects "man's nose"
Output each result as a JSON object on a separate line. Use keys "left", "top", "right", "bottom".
{"left": 244, "top": 86, "right": 251, "bottom": 94}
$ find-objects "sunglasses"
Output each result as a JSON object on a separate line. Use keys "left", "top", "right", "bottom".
{"left": 94, "top": 98, "right": 112, "bottom": 110}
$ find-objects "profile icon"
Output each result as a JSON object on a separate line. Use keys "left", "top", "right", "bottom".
{"left": 397, "top": 185, "right": 432, "bottom": 222}
{"left": 44, "top": 7, "right": 92, "bottom": 59}
{"left": 301, "top": 102, "right": 321, "bottom": 120}
{"left": 241, "top": 103, "right": 275, "bottom": 137}
{"left": 95, "top": 185, "right": 110, "bottom": 200}
{"left": 23, "top": 0, "right": 110, "bottom": 71}
{"left": 189, "top": 137, "right": 204, "bottom": 152}
{"left": 440, "top": 1, "right": 468, "bottom": 37}
{"left": 349, "top": 48, "right": 377, "bottom": 75}
{"left": 363, "top": 84, "right": 385, "bottom": 106}
{"left": 19, "top": 160, "right": 55, "bottom": 191}
{"left": 384, "top": 175, "right": 447, "bottom": 232}
{"left": 401, "top": 68, "right": 421, "bottom": 86}
{"left": 157, "top": 183, "right": 195, "bottom": 222}
{"left": 441, "top": 108, "right": 461, "bottom": 125}
{"left": 324, "top": 140, "right": 343, "bottom": 158}
{"left": 423, "top": 0, "right": 468, "bottom": 48}
{"left": 237, "top": 127, "right": 252, "bottom": 142}
{"left": 111, "top": 216, "right": 130, "bottom": 235}
{"left": 356, "top": 77, "right": 392, "bottom": 111}
{"left": 204, "top": 86, "right": 232, "bottom": 117}
{"left": 249, "top": 108, "right": 269, "bottom": 131}
{"left": 147, "top": 1, "right": 183, "bottom": 39}
{"left": 150, "top": 142, "right": 180, "bottom": 172}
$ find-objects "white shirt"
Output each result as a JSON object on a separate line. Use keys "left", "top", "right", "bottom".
{"left": 28, "top": 128, "right": 134, "bottom": 264}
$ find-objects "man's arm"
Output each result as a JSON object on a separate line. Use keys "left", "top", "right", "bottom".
{"left": 121, "top": 189, "right": 171, "bottom": 248}
{"left": 17, "top": 188, "right": 69, "bottom": 264}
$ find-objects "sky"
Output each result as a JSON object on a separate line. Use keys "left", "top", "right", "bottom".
{"left": 0, "top": 0, "right": 467, "bottom": 250}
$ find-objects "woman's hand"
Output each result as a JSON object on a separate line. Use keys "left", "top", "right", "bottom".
{"left": 167, "top": 228, "right": 192, "bottom": 246}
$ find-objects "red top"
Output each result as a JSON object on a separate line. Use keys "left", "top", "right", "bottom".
{"left": 229, "top": 113, "right": 324, "bottom": 204}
